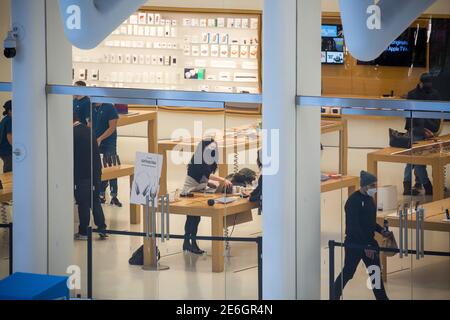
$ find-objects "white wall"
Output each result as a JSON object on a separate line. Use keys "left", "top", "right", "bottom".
{"left": 322, "top": 0, "right": 450, "bottom": 14}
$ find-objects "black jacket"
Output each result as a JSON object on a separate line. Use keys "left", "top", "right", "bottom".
{"left": 405, "top": 85, "right": 441, "bottom": 137}
{"left": 344, "top": 191, "right": 383, "bottom": 246}
{"left": 250, "top": 175, "right": 262, "bottom": 203}
{"left": 74, "top": 123, "right": 102, "bottom": 184}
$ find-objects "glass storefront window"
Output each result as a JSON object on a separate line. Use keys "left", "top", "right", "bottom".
{"left": 319, "top": 0, "right": 450, "bottom": 300}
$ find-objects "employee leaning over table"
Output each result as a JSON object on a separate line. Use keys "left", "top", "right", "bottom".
{"left": 181, "top": 138, "right": 233, "bottom": 255}
{"left": 403, "top": 73, "right": 441, "bottom": 196}
{"left": 333, "top": 171, "right": 392, "bottom": 301}
{"left": 0, "top": 100, "right": 13, "bottom": 173}
{"left": 90, "top": 102, "right": 122, "bottom": 207}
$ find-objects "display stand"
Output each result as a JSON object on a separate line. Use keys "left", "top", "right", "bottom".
{"left": 142, "top": 194, "right": 170, "bottom": 271}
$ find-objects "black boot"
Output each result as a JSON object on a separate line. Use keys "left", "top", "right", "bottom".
{"left": 414, "top": 182, "right": 423, "bottom": 190}
{"left": 183, "top": 238, "right": 191, "bottom": 252}
{"left": 403, "top": 182, "right": 420, "bottom": 196}
{"left": 190, "top": 240, "right": 205, "bottom": 255}
{"left": 423, "top": 182, "right": 433, "bottom": 196}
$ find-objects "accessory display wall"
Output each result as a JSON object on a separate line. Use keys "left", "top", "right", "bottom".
{"left": 72, "top": 8, "right": 261, "bottom": 94}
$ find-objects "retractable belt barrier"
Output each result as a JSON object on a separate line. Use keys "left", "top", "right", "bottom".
{"left": 87, "top": 227, "right": 263, "bottom": 300}
{"left": 328, "top": 240, "right": 450, "bottom": 300}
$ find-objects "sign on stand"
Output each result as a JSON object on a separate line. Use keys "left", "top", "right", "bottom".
{"left": 131, "top": 152, "right": 163, "bottom": 206}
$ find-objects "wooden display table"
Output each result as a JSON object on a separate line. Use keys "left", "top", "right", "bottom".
{"left": 158, "top": 124, "right": 261, "bottom": 195}
{"left": 0, "top": 165, "right": 140, "bottom": 224}
{"left": 321, "top": 119, "right": 348, "bottom": 175}
{"left": 367, "top": 134, "right": 450, "bottom": 202}
{"left": 118, "top": 109, "right": 158, "bottom": 154}
{"left": 117, "top": 108, "right": 158, "bottom": 224}
{"left": 321, "top": 175, "right": 359, "bottom": 195}
{"left": 102, "top": 165, "right": 140, "bottom": 224}
{"left": 376, "top": 197, "right": 450, "bottom": 282}
{"left": 146, "top": 194, "right": 259, "bottom": 273}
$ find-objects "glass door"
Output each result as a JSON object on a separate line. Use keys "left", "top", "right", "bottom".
{"left": 326, "top": 108, "right": 416, "bottom": 300}
{"left": 409, "top": 110, "right": 450, "bottom": 300}
{"left": 223, "top": 102, "right": 262, "bottom": 300}
{"left": 320, "top": 114, "right": 348, "bottom": 299}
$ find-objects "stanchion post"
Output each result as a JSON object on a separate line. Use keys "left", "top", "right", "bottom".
{"left": 8, "top": 223, "right": 13, "bottom": 275}
{"left": 257, "top": 236, "right": 263, "bottom": 301}
{"left": 328, "top": 240, "right": 335, "bottom": 301}
{"left": 87, "top": 227, "right": 93, "bottom": 300}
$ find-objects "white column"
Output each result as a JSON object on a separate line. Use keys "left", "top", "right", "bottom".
{"left": 46, "top": 0, "right": 73, "bottom": 276}
{"left": 262, "top": 0, "right": 298, "bottom": 300}
{"left": 296, "top": 0, "right": 322, "bottom": 300}
{"left": 11, "top": 0, "right": 48, "bottom": 273}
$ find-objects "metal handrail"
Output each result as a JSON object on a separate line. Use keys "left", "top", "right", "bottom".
{"left": 47, "top": 84, "right": 262, "bottom": 105}
{"left": 298, "top": 95, "right": 450, "bottom": 113}
{"left": 0, "top": 82, "right": 12, "bottom": 92}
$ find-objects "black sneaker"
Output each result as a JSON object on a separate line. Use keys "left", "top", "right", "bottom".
{"left": 414, "top": 183, "right": 423, "bottom": 190}
{"left": 110, "top": 197, "right": 122, "bottom": 207}
{"left": 98, "top": 232, "right": 109, "bottom": 240}
{"left": 74, "top": 233, "right": 88, "bottom": 241}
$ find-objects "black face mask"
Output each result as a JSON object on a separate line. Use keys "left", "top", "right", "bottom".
{"left": 210, "top": 150, "right": 216, "bottom": 158}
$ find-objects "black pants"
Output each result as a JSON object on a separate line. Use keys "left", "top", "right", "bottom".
{"left": 334, "top": 246, "right": 389, "bottom": 300}
{"left": 75, "top": 180, "right": 107, "bottom": 235}
{"left": 184, "top": 216, "right": 201, "bottom": 242}
{"left": 1, "top": 155, "right": 12, "bottom": 173}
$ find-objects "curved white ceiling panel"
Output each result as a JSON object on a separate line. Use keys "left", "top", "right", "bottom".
{"left": 59, "top": 0, "right": 147, "bottom": 49}
{"left": 340, "top": 0, "right": 437, "bottom": 61}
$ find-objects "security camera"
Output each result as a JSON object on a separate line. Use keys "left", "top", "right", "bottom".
{"left": 4, "top": 31, "right": 17, "bottom": 59}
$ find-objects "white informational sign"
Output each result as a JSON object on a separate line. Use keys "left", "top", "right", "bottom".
{"left": 130, "top": 152, "right": 163, "bottom": 205}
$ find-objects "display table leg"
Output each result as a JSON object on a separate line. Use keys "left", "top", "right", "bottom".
{"left": 432, "top": 163, "right": 445, "bottom": 201}
{"left": 143, "top": 203, "right": 158, "bottom": 269}
{"left": 381, "top": 252, "right": 387, "bottom": 283}
{"left": 367, "top": 156, "right": 378, "bottom": 177}
{"left": 211, "top": 216, "right": 225, "bottom": 273}
{"left": 129, "top": 174, "right": 140, "bottom": 225}
{"left": 340, "top": 120, "right": 348, "bottom": 175}
{"left": 148, "top": 118, "right": 158, "bottom": 154}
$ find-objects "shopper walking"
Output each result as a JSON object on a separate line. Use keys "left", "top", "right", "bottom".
{"left": 333, "top": 171, "right": 391, "bottom": 300}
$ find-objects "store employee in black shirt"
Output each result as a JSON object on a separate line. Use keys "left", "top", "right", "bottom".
{"left": 333, "top": 171, "right": 391, "bottom": 300}
{"left": 73, "top": 113, "right": 108, "bottom": 240}
{"left": 181, "top": 139, "right": 233, "bottom": 254}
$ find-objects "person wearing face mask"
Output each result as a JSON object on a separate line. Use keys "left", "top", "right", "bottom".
{"left": 403, "top": 73, "right": 441, "bottom": 196}
{"left": 333, "top": 171, "right": 392, "bottom": 300}
{"left": 181, "top": 138, "right": 233, "bottom": 255}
